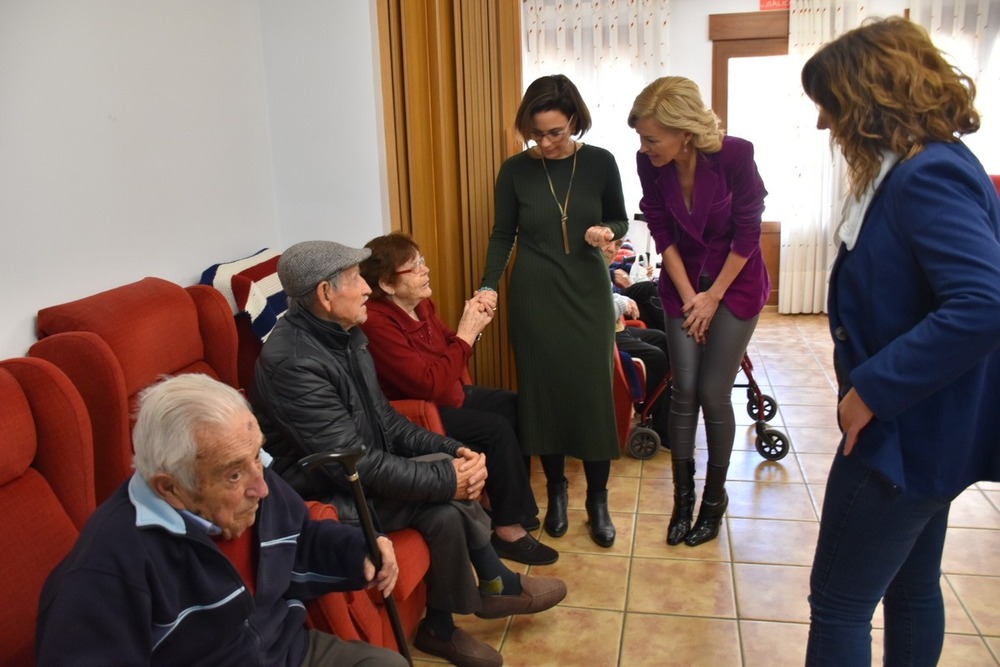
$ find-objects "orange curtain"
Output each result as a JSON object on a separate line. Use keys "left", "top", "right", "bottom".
{"left": 376, "top": 0, "right": 522, "bottom": 387}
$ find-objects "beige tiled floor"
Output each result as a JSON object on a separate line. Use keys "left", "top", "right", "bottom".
{"left": 409, "top": 314, "right": 1000, "bottom": 666}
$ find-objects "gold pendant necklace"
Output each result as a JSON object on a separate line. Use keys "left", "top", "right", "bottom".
{"left": 541, "top": 142, "right": 578, "bottom": 254}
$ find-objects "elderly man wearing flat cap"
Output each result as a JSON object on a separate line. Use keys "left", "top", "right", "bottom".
{"left": 252, "top": 240, "right": 567, "bottom": 667}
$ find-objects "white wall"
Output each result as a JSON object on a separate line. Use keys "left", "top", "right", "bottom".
{"left": 258, "top": 0, "right": 390, "bottom": 249}
{"left": 0, "top": 1, "right": 386, "bottom": 358}
{"left": 670, "top": 0, "right": 761, "bottom": 108}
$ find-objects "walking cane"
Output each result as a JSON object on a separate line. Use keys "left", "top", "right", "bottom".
{"left": 299, "top": 448, "right": 413, "bottom": 666}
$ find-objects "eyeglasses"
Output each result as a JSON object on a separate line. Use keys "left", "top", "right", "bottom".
{"left": 528, "top": 115, "right": 575, "bottom": 142}
{"left": 394, "top": 255, "right": 426, "bottom": 274}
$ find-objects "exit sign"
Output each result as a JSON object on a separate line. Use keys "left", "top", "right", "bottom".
{"left": 761, "top": 0, "right": 790, "bottom": 9}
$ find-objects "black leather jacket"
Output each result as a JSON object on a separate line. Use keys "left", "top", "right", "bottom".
{"left": 251, "top": 307, "right": 462, "bottom": 522}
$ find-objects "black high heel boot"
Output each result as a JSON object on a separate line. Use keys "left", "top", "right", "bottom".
{"left": 685, "top": 463, "right": 729, "bottom": 547}
{"left": 585, "top": 489, "right": 616, "bottom": 548}
{"left": 667, "top": 459, "right": 696, "bottom": 546}
{"left": 544, "top": 480, "right": 569, "bottom": 537}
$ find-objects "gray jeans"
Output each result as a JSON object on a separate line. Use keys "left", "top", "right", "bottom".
{"left": 665, "top": 303, "right": 758, "bottom": 463}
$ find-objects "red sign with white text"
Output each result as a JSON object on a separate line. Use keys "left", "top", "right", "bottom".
{"left": 760, "top": 0, "right": 790, "bottom": 9}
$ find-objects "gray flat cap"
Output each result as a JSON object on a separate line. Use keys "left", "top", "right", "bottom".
{"left": 278, "top": 240, "right": 371, "bottom": 298}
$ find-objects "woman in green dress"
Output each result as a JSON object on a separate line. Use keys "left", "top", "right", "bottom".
{"left": 477, "top": 74, "right": 629, "bottom": 548}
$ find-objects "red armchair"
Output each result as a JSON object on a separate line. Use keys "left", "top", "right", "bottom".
{"left": 31, "top": 277, "right": 239, "bottom": 504}
{"left": 29, "top": 276, "right": 430, "bottom": 652}
{"left": 0, "top": 357, "right": 96, "bottom": 666}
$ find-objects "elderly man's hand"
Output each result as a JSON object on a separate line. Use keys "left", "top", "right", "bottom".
{"left": 452, "top": 447, "right": 488, "bottom": 500}
{"left": 363, "top": 535, "right": 398, "bottom": 597}
{"left": 624, "top": 298, "right": 640, "bottom": 320}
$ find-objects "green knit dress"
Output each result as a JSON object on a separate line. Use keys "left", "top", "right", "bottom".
{"left": 479, "top": 144, "right": 629, "bottom": 460}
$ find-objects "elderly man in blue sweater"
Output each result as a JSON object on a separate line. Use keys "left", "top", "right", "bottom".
{"left": 36, "top": 373, "right": 407, "bottom": 666}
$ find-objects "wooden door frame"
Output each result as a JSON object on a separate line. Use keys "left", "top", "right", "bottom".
{"left": 709, "top": 10, "right": 788, "bottom": 308}
{"left": 709, "top": 10, "right": 789, "bottom": 132}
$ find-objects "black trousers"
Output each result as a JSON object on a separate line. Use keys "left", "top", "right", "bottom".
{"left": 615, "top": 325, "right": 670, "bottom": 440}
{"left": 438, "top": 385, "right": 539, "bottom": 527}
{"left": 375, "top": 492, "right": 492, "bottom": 615}
{"left": 620, "top": 280, "right": 665, "bottom": 331}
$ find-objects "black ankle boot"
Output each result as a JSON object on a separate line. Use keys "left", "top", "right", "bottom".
{"left": 667, "top": 459, "right": 696, "bottom": 546}
{"left": 585, "top": 490, "right": 615, "bottom": 548}
{"left": 684, "top": 493, "right": 728, "bottom": 546}
{"left": 544, "top": 480, "right": 568, "bottom": 537}
{"left": 685, "top": 463, "right": 729, "bottom": 547}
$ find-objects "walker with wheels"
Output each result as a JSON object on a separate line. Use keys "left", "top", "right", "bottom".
{"left": 625, "top": 352, "right": 791, "bottom": 462}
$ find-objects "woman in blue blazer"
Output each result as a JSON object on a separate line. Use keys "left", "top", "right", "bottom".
{"left": 801, "top": 18, "right": 1000, "bottom": 666}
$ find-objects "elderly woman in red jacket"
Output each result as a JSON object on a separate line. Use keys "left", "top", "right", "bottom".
{"left": 359, "top": 232, "right": 555, "bottom": 566}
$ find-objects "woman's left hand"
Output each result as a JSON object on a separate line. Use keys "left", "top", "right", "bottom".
{"left": 681, "top": 292, "right": 720, "bottom": 344}
{"left": 838, "top": 388, "right": 874, "bottom": 456}
{"left": 584, "top": 226, "right": 613, "bottom": 248}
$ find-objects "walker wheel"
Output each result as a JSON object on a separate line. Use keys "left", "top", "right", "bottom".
{"left": 746, "top": 394, "right": 778, "bottom": 422}
{"left": 627, "top": 427, "right": 661, "bottom": 460}
{"left": 755, "top": 428, "right": 790, "bottom": 461}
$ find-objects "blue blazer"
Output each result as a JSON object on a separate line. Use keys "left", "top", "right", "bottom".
{"left": 829, "top": 141, "right": 1000, "bottom": 497}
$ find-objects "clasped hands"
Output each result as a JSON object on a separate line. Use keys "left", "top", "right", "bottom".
{"left": 452, "top": 446, "right": 488, "bottom": 501}
{"left": 681, "top": 291, "right": 721, "bottom": 344}
{"left": 458, "top": 291, "right": 497, "bottom": 345}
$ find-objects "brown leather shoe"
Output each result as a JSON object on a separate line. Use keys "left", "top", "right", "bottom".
{"left": 413, "top": 622, "right": 502, "bottom": 667}
{"left": 475, "top": 573, "right": 567, "bottom": 619}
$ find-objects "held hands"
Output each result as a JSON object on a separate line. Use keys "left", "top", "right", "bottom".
{"left": 584, "top": 226, "right": 614, "bottom": 248}
{"left": 456, "top": 293, "right": 495, "bottom": 345}
{"left": 452, "top": 447, "right": 488, "bottom": 500}
{"left": 838, "top": 388, "right": 874, "bottom": 456}
{"left": 681, "top": 291, "right": 721, "bottom": 344}
{"left": 475, "top": 289, "right": 499, "bottom": 311}
{"left": 363, "top": 535, "right": 399, "bottom": 598}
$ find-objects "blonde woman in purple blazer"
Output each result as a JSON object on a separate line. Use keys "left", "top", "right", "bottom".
{"left": 629, "top": 77, "right": 769, "bottom": 547}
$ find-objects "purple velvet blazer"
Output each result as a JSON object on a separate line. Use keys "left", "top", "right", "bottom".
{"left": 636, "top": 135, "right": 770, "bottom": 320}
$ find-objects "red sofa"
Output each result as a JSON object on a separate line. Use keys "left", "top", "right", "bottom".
{"left": 32, "top": 277, "right": 239, "bottom": 504}
{"left": 29, "top": 276, "right": 429, "bottom": 653}
{"left": 0, "top": 357, "right": 96, "bottom": 666}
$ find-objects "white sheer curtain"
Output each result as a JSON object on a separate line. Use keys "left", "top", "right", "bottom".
{"left": 779, "top": 0, "right": 866, "bottom": 314}
{"left": 522, "top": 0, "right": 672, "bottom": 248}
{"left": 911, "top": 0, "right": 1000, "bottom": 174}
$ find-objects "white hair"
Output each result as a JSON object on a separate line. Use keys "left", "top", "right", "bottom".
{"left": 132, "top": 374, "right": 250, "bottom": 490}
